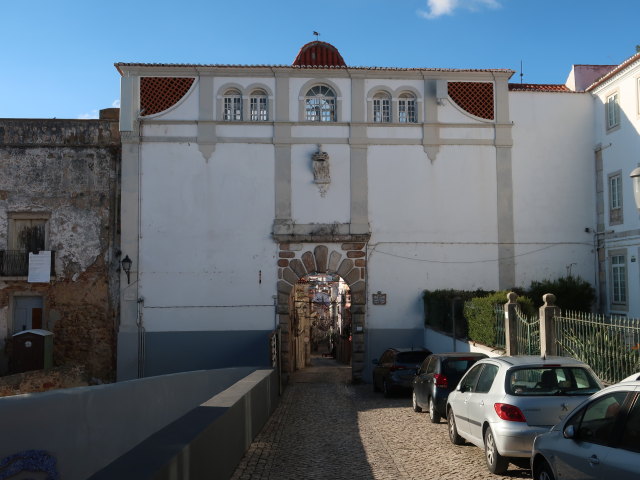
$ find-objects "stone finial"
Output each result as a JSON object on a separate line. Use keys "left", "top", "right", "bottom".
{"left": 542, "top": 293, "right": 556, "bottom": 307}
{"left": 506, "top": 291, "right": 518, "bottom": 303}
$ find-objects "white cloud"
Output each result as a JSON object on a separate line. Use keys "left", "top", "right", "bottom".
{"left": 418, "top": 0, "right": 501, "bottom": 19}
{"left": 112, "top": 99, "right": 121, "bottom": 108}
{"left": 77, "top": 109, "right": 99, "bottom": 119}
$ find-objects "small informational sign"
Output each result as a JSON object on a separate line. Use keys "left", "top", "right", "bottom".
{"left": 372, "top": 291, "right": 387, "bottom": 305}
{"left": 28, "top": 251, "right": 51, "bottom": 283}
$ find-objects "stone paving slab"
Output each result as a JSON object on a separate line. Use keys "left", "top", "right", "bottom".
{"left": 231, "top": 358, "right": 532, "bottom": 480}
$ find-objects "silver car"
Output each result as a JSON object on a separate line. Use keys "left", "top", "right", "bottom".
{"left": 531, "top": 376, "right": 640, "bottom": 480}
{"left": 446, "top": 355, "right": 602, "bottom": 474}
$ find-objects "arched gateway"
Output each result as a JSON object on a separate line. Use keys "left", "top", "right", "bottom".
{"left": 277, "top": 243, "right": 367, "bottom": 382}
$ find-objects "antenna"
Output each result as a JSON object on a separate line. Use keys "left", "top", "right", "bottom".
{"left": 313, "top": 31, "right": 320, "bottom": 41}
{"left": 520, "top": 60, "right": 524, "bottom": 84}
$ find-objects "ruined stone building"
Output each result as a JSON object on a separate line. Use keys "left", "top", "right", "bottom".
{"left": 0, "top": 110, "right": 121, "bottom": 381}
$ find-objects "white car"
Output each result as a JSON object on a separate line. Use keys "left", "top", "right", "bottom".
{"left": 531, "top": 377, "right": 640, "bottom": 480}
{"left": 446, "top": 355, "right": 602, "bottom": 474}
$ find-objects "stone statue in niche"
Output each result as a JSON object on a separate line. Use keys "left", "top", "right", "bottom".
{"left": 312, "top": 145, "right": 330, "bottom": 197}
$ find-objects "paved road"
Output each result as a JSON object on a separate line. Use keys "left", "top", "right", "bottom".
{"left": 231, "top": 357, "right": 532, "bottom": 480}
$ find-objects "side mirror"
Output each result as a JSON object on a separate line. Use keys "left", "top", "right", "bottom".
{"left": 563, "top": 425, "right": 575, "bottom": 439}
{"left": 457, "top": 384, "right": 465, "bottom": 392}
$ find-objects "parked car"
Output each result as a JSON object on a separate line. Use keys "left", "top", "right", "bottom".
{"left": 446, "top": 355, "right": 603, "bottom": 474}
{"left": 531, "top": 377, "right": 640, "bottom": 480}
{"left": 412, "top": 352, "right": 488, "bottom": 423}
{"left": 372, "top": 347, "right": 431, "bottom": 397}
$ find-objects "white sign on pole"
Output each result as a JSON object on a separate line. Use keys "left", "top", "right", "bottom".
{"left": 28, "top": 251, "right": 52, "bottom": 283}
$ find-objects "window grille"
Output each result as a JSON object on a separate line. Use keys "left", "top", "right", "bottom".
{"left": 250, "top": 91, "right": 268, "bottom": 121}
{"left": 373, "top": 93, "right": 391, "bottom": 123}
{"left": 223, "top": 90, "right": 242, "bottom": 121}
{"left": 398, "top": 93, "right": 416, "bottom": 123}
{"left": 305, "top": 85, "right": 336, "bottom": 122}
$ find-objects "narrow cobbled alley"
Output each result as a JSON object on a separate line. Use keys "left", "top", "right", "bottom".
{"left": 231, "top": 357, "right": 532, "bottom": 480}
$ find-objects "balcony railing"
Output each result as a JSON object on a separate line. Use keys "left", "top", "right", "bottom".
{"left": 0, "top": 250, "right": 56, "bottom": 277}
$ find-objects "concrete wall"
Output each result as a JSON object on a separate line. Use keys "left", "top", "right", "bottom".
{"left": 0, "top": 366, "right": 264, "bottom": 480}
{"left": 89, "top": 369, "right": 279, "bottom": 480}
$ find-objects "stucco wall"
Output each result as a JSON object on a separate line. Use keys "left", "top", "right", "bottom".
{"left": 0, "top": 116, "right": 120, "bottom": 380}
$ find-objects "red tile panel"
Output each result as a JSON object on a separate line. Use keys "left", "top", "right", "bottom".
{"left": 140, "top": 77, "right": 195, "bottom": 116}
{"left": 448, "top": 82, "right": 494, "bottom": 120}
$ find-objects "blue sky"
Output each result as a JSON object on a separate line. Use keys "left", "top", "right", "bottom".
{"left": 2, "top": 0, "right": 639, "bottom": 119}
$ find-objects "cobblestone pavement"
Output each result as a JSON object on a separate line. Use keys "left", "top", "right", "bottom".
{"left": 231, "top": 357, "right": 532, "bottom": 480}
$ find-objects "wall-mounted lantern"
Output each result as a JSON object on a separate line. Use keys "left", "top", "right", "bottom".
{"left": 121, "top": 255, "right": 133, "bottom": 284}
{"left": 630, "top": 167, "right": 640, "bottom": 209}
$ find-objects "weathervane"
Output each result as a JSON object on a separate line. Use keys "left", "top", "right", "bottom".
{"left": 313, "top": 31, "right": 320, "bottom": 40}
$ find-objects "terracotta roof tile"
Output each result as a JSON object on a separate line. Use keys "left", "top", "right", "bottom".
{"left": 509, "top": 83, "right": 572, "bottom": 92}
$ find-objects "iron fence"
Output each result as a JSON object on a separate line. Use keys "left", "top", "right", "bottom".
{"left": 514, "top": 306, "right": 540, "bottom": 356}
{"left": 0, "top": 250, "right": 56, "bottom": 277}
{"left": 493, "top": 304, "right": 506, "bottom": 349}
{"left": 555, "top": 311, "right": 640, "bottom": 384}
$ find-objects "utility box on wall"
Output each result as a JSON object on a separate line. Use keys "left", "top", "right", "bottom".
{"left": 10, "top": 329, "right": 54, "bottom": 373}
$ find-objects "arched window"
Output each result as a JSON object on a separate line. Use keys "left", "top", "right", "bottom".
{"left": 305, "top": 85, "right": 336, "bottom": 122}
{"left": 249, "top": 89, "right": 268, "bottom": 121}
{"left": 373, "top": 92, "right": 391, "bottom": 123}
{"left": 398, "top": 92, "right": 416, "bottom": 123}
{"left": 223, "top": 89, "right": 242, "bottom": 121}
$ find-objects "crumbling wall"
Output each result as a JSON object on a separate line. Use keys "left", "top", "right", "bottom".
{"left": 0, "top": 115, "right": 120, "bottom": 381}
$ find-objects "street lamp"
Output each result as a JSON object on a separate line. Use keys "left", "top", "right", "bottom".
{"left": 121, "top": 255, "right": 132, "bottom": 284}
{"left": 630, "top": 167, "right": 640, "bottom": 209}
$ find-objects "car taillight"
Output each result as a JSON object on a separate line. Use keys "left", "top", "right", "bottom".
{"left": 434, "top": 373, "right": 448, "bottom": 388}
{"left": 390, "top": 365, "right": 407, "bottom": 372}
{"left": 494, "top": 403, "right": 527, "bottom": 422}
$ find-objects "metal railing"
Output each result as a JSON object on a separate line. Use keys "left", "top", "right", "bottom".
{"left": 0, "top": 250, "right": 56, "bottom": 277}
{"left": 493, "top": 304, "right": 506, "bottom": 349}
{"left": 555, "top": 311, "right": 640, "bottom": 384}
{"left": 514, "top": 306, "right": 540, "bottom": 356}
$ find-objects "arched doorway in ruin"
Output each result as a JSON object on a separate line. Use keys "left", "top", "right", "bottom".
{"left": 276, "top": 243, "right": 367, "bottom": 382}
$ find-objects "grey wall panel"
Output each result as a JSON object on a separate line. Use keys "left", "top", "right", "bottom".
{"left": 144, "top": 330, "right": 273, "bottom": 377}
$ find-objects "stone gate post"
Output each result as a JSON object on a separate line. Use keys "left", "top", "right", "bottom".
{"left": 504, "top": 292, "right": 518, "bottom": 356}
{"left": 539, "top": 293, "right": 559, "bottom": 357}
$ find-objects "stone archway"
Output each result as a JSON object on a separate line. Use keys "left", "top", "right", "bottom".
{"left": 277, "top": 242, "right": 367, "bottom": 382}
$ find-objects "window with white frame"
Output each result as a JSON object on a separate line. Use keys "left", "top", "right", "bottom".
{"left": 304, "top": 85, "right": 336, "bottom": 122}
{"left": 223, "top": 89, "right": 242, "bottom": 121}
{"left": 609, "top": 172, "right": 623, "bottom": 225}
{"left": 373, "top": 92, "right": 391, "bottom": 123}
{"left": 249, "top": 89, "right": 268, "bottom": 121}
{"left": 398, "top": 92, "right": 417, "bottom": 123}
{"left": 606, "top": 92, "right": 620, "bottom": 129}
{"left": 611, "top": 253, "right": 627, "bottom": 306}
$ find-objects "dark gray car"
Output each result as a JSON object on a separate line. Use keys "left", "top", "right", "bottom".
{"left": 412, "top": 352, "right": 488, "bottom": 422}
{"left": 372, "top": 347, "right": 431, "bottom": 397}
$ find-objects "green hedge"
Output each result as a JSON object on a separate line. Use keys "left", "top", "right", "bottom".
{"left": 464, "top": 291, "right": 534, "bottom": 347}
{"left": 527, "top": 275, "right": 595, "bottom": 311}
{"left": 423, "top": 289, "right": 490, "bottom": 338}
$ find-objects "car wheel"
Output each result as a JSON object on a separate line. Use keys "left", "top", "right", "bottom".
{"left": 412, "top": 390, "right": 422, "bottom": 412}
{"left": 383, "top": 379, "right": 391, "bottom": 398}
{"left": 534, "top": 459, "right": 555, "bottom": 480}
{"left": 484, "top": 427, "right": 509, "bottom": 474}
{"left": 428, "top": 397, "right": 441, "bottom": 423}
{"left": 447, "top": 409, "right": 465, "bottom": 445}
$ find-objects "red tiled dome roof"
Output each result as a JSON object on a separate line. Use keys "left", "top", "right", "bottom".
{"left": 293, "top": 41, "right": 346, "bottom": 67}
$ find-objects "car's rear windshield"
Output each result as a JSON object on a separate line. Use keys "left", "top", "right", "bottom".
{"left": 396, "top": 351, "right": 429, "bottom": 365}
{"left": 507, "top": 366, "right": 601, "bottom": 396}
{"left": 443, "top": 358, "right": 480, "bottom": 376}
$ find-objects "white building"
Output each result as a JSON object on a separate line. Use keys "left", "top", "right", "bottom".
{"left": 585, "top": 53, "right": 640, "bottom": 317}
{"left": 115, "top": 41, "right": 600, "bottom": 381}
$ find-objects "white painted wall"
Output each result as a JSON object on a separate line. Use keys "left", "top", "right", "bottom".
{"left": 510, "top": 91, "right": 596, "bottom": 288}
{"left": 138, "top": 142, "right": 277, "bottom": 332}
